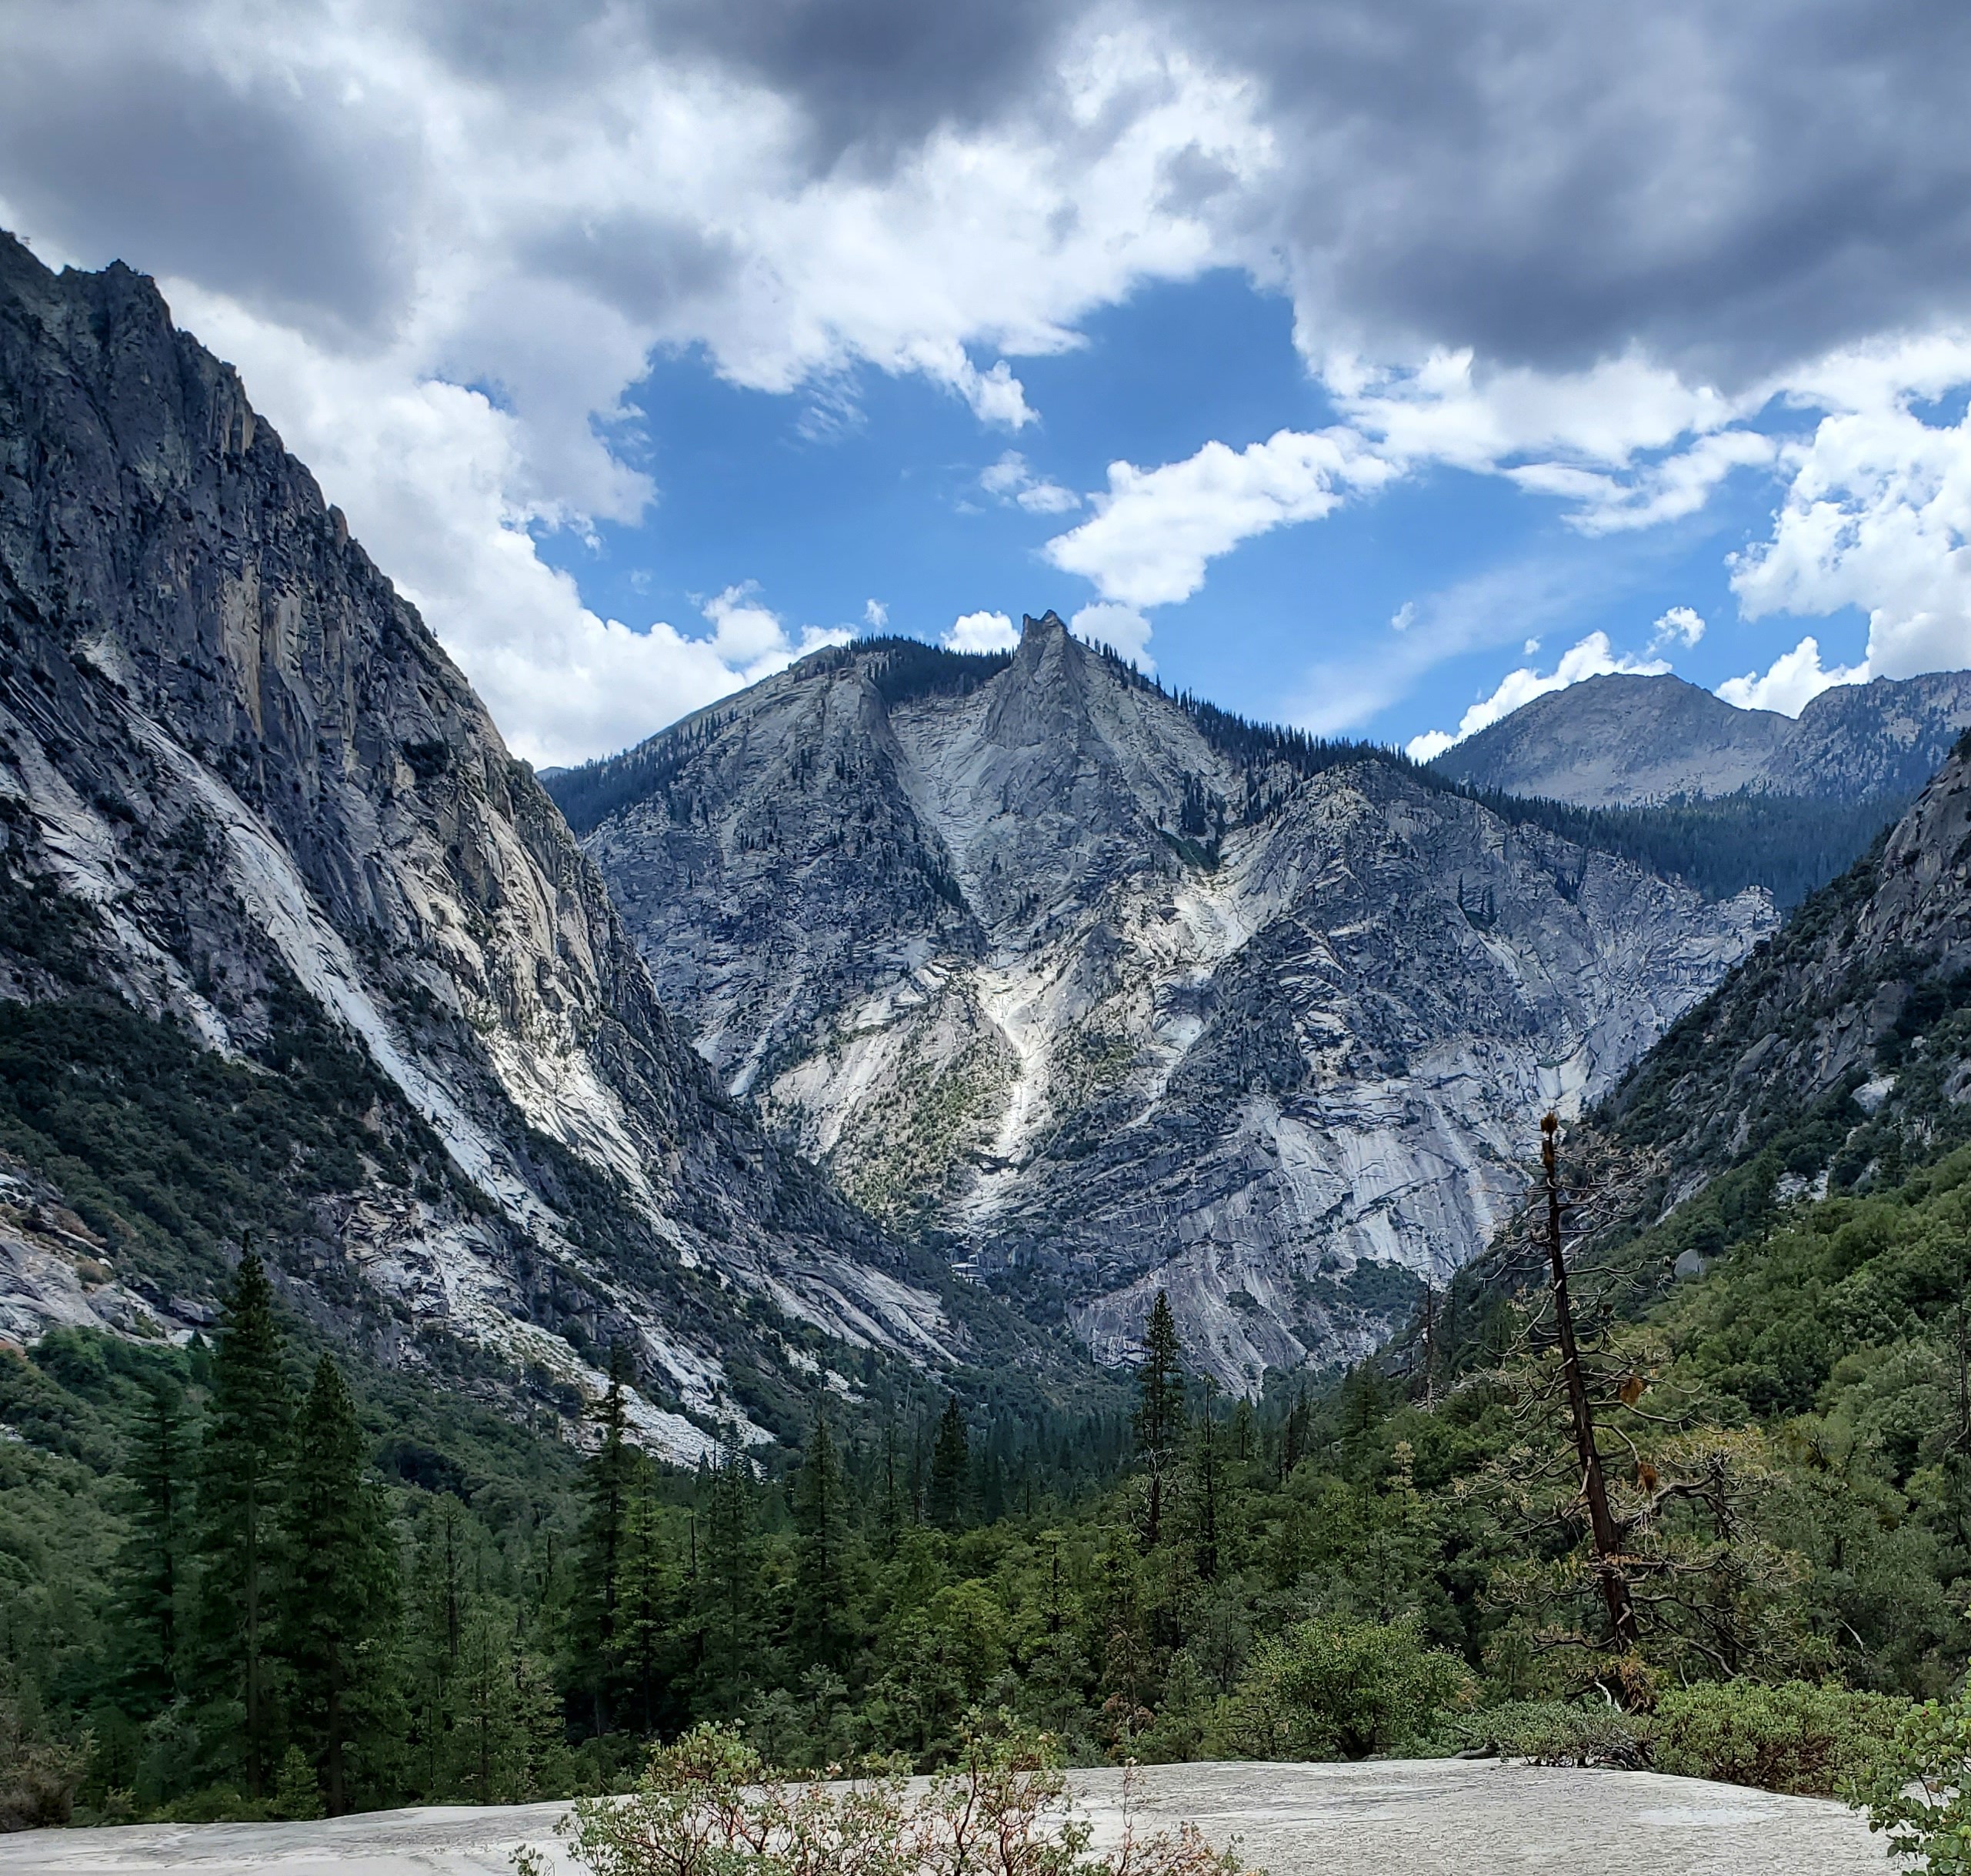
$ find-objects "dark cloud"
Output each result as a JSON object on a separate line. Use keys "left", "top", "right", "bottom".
{"left": 1172, "top": 0, "right": 1971, "bottom": 382}
{"left": 0, "top": 35, "right": 413, "bottom": 339}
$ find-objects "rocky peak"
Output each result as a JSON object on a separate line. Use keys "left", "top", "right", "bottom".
{"left": 558, "top": 631, "right": 1775, "bottom": 1389}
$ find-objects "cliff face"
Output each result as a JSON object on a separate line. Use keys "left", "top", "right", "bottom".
{"left": 1432, "top": 669, "right": 1971, "bottom": 807}
{"left": 563, "top": 619, "right": 1774, "bottom": 1388}
{"left": 0, "top": 235, "right": 1013, "bottom": 1454}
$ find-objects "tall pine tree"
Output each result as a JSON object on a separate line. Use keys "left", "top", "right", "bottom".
{"left": 192, "top": 1249, "right": 292, "bottom": 1798}
{"left": 1132, "top": 1291, "right": 1186, "bottom": 1547}
{"left": 699, "top": 1441, "right": 755, "bottom": 1716}
{"left": 926, "top": 1398, "right": 969, "bottom": 1531}
{"left": 791, "top": 1402, "right": 851, "bottom": 1667}
{"left": 279, "top": 1355, "right": 402, "bottom": 1814}
{"left": 111, "top": 1380, "right": 185, "bottom": 1718}
{"left": 572, "top": 1344, "right": 636, "bottom": 1737}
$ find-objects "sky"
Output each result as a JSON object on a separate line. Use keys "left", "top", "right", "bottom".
{"left": 4, "top": 2, "right": 1971, "bottom": 766}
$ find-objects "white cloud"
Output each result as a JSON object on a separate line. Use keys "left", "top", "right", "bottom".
{"left": 1650, "top": 606, "right": 1706, "bottom": 649}
{"left": 1403, "top": 633, "right": 1670, "bottom": 762}
{"left": 1069, "top": 602, "right": 1154, "bottom": 670}
{"left": 1715, "top": 636, "right": 1865, "bottom": 715}
{"left": 864, "top": 599, "right": 889, "bottom": 629}
{"left": 944, "top": 609, "right": 1021, "bottom": 653}
{"left": 1044, "top": 427, "right": 1396, "bottom": 608}
{"left": 980, "top": 450, "right": 1080, "bottom": 514}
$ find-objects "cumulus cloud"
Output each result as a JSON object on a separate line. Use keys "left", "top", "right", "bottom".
{"left": 1404, "top": 633, "right": 1671, "bottom": 762}
{"left": 864, "top": 599, "right": 889, "bottom": 629}
{"left": 1068, "top": 602, "right": 1155, "bottom": 669}
{"left": 1045, "top": 427, "right": 1396, "bottom": 607}
{"left": 1716, "top": 636, "right": 1866, "bottom": 715}
{"left": 1651, "top": 606, "right": 1706, "bottom": 649}
{"left": 944, "top": 609, "right": 1021, "bottom": 653}
{"left": 980, "top": 450, "right": 1081, "bottom": 513}
{"left": 11, "top": 0, "right": 1971, "bottom": 755}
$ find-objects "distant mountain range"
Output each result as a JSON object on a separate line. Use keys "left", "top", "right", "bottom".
{"left": 1430, "top": 669, "right": 1971, "bottom": 806}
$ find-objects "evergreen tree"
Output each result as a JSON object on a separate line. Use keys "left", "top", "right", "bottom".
{"left": 191, "top": 1249, "right": 292, "bottom": 1798}
{"left": 110, "top": 1380, "right": 185, "bottom": 1717}
{"left": 926, "top": 1398, "right": 969, "bottom": 1531}
{"left": 279, "top": 1354, "right": 402, "bottom": 1814}
{"left": 877, "top": 1418, "right": 905, "bottom": 1558}
{"left": 403, "top": 1497, "right": 468, "bottom": 1797}
{"left": 572, "top": 1344, "right": 637, "bottom": 1736}
{"left": 619, "top": 1472, "right": 675, "bottom": 1734}
{"left": 700, "top": 1442, "right": 755, "bottom": 1715}
{"left": 1195, "top": 1377, "right": 1221, "bottom": 1583}
{"left": 791, "top": 1403, "right": 851, "bottom": 1667}
{"left": 1132, "top": 1291, "right": 1186, "bottom": 1546}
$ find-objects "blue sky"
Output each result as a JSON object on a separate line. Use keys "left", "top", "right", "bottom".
{"left": 6, "top": 2, "right": 1966, "bottom": 766}
{"left": 539, "top": 267, "right": 1867, "bottom": 758}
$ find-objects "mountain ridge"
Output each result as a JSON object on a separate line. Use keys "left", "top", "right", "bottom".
{"left": 1431, "top": 668, "right": 1971, "bottom": 806}
{"left": 556, "top": 614, "right": 1773, "bottom": 1388}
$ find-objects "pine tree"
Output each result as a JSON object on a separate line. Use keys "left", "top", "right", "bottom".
{"left": 1194, "top": 1377, "right": 1221, "bottom": 1582}
{"left": 404, "top": 1497, "right": 468, "bottom": 1797}
{"left": 876, "top": 1418, "right": 905, "bottom": 1558}
{"left": 700, "top": 1441, "right": 755, "bottom": 1716}
{"left": 792, "top": 1402, "right": 851, "bottom": 1667}
{"left": 192, "top": 1249, "right": 292, "bottom": 1798}
{"left": 619, "top": 1473, "right": 675, "bottom": 1735}
{"left": 279, "top": 1354, "right": 402, "bottom": 1814}
{"left": 926, "top": 1397, "right": 969, "bottom": 1531}
{"left": 1132, "top": 1291, "right": 1186, "bottom": 1546}
{"left": 572, "top": 1344, "right": 637, "bottom": 1736}
{"left": 111, "top": 1380, "right": 185, "bottom": 1718}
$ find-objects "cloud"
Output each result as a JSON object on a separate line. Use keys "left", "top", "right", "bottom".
{"left": 1715, "top": 636, "right": 1866, "bottom": 715}
{"left": 944, "top": 609, "right": 1021, "bottom": 653}
{"left": 1069, "top": 602, "right": 1155, "bottom": 669}
{"left": 980, "top": 449, "right": 1080, "bottom": 513}
{"left": 1403, "top": 632, "right": 1670, "bottom": 761}
{"left": 864, "top": 599, "right": 890, "bottom": 629}
{"left": 1650, "top": 606, "right": 1706, "bottom": 649}
{"left": 1045, "top": 426, "right": 1396, "bottom": 607}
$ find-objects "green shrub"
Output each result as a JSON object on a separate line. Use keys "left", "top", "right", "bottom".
{"left": 525, "top": 1720, "right": 1252, "bottom": 1876}
{"left": 1450, "top": 1701, "right": 1649, "bottom": 1769}
{"left": 1653, "top": 1680, "right": 1910, "bottom": 1798}
{"left": 1223, "top": 1617, "right": 1474, "bottom": 1761}
{"left": 1851, "top": 1691, "right": 1971, "bottom": 1872}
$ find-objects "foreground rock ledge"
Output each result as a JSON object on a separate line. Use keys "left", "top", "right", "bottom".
{"left": 0, "top": 1760, "right": 1901, "bottom": 1875}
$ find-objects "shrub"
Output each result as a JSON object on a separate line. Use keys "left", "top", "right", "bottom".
{"left": 525, "top": 1719, "right": 1252, "bottom": 1876}
{"left": 1449, "top": 1701, "right": 1649, "bottom": 1769}
{"left": 1653, "top": 1680, "right": 1910, "bottom": 1798}
{"left": 1223, "top": 1617, "right": 1474, "bottom": 1761}
{"left": 1851, "top": 1691, "right": 1971, "bottom": 1873}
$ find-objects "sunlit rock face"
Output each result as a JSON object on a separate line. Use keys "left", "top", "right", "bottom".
{"left": 565, "top": 616, "right": 1773, "bottom": 1390}
{"left": 0, "top": 235, "right": 1021, "bottom": 1457}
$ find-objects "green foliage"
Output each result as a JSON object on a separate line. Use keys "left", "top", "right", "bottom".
{"left": 1449, "top": 1701, "right": 1648, "bottom": 1769}
{"left": 532, "top": 1718, "right": 1250, "bottom": 1876}
{"left": 1651, "top": 1679, "right": 1909, "bottom": 1797}
{"left": 1223, "top": 1617, "right": 1474, "bottom": 1761}
{"left": 1854, "top": 1691, "right": 1971, "bottom": 1872}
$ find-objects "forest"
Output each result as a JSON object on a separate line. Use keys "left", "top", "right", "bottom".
{"left": 12, "top": 1100, "right": 1971, "bottom": 1835}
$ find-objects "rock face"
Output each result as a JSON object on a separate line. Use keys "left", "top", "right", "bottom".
{"left": 0, "top": 235, "right": 1016, "bottom": 1455}
{"left": 559, "top": 619, "right": 1773, "bottom": 1387}
{"left": 1601, "top": 733, "right": 1971, "bottom": 1193}
{"left": 1433, "top": 669, "right": 1971, "bottom": 806}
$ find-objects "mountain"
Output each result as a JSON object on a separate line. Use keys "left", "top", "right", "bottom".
{"left": 1431, "top": 669, "right": 1971, "bottom": 806}
{"left": 550, "top": 619, "right": 1773, "bottom": 1388}
{"left": 1593, "top": 724, "right": 1971, "bottom": 1260}
{"left": 0, "top": 236, "right": 1073, "bottom": 1457}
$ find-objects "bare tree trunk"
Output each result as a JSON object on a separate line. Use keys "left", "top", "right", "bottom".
{"left": 1541, "top": 1113, "right": 1638, "bottom": 1650}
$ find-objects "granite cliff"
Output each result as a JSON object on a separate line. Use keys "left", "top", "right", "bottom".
{"left": 556, "top": 623, "right": 1774, "bottom": 1387}
{"left": 0, "top": 236, "right": 1063, "bottom": 1455}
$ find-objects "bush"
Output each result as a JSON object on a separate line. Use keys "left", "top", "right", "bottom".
{"left": 1653, "top": 1681, "right": 1910, "bottom": 1798}
{"left": 526, "top": 1719, "right": 1252, "bottom": 1876}
{"left": 1450, "top": 1701, "right": 1649, "bottom": 1769}
{"left": 1851, "top": 1691, "right": 1971, "bottom": 1873}
{"left": 1223, "top": 1617, "right": 1473, "bottom": 1761}
{"left": 0, "top": 1697, "right": 85, "bottom": 1833}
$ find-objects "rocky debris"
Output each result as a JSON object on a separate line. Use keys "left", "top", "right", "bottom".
{"left": 566, "top": 616, "right": 1772, "bottom": 1387}
{"left": 0, "top": 234, "right": 1037, "bottom": 1454}
{"left": 1433, "top": 668, "right": 1971, "bottom": 806}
